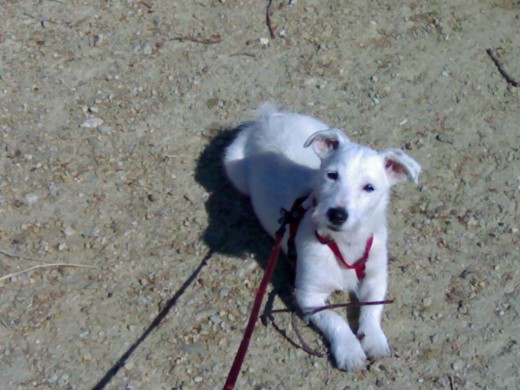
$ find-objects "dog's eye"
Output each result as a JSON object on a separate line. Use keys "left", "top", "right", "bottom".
{"left": 363, "top": 184, "right": 375, "bottom": 192}
{"left": 326, "top": 171, "right": 339, "bottom": 181}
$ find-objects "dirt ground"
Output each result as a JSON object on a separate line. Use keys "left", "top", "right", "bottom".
{"left": 1, "top": 0, "right": 519, "bottom": 389}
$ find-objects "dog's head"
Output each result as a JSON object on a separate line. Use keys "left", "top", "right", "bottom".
{"left": 304, "top": 128, "right": 421, "bottom": 233}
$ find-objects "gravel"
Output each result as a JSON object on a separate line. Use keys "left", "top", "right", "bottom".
{"left": 0, "top": 0, "right": 519, "bottom": 389}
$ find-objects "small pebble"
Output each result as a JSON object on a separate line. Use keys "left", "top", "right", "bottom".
{"left": 24, "top": 193, "right": 38, "bottom": 205}
{"left": 62, "top": 226, "right": 74, "bottom": 236}
{"left": 143, "top": 43, "right": 153, "bottom": 55}
{"left": 94, "top": 34, "right": 104, "bottom": 46}
{"left": 80, "top": 116, "right": 104, "bottom": 129}
{"left": 48, "top": 182, "right": 58, "bottom": 196}
{"left": 98, "top": 125, "right": 112, "bottom": 134}
{"left": 452, "top": 359, "right": 464, "bottom": 371}
{"left": 181, "top": 343, "right": 205, "bottom": 354}
{"left": 259, "top": 37, "right": 269, "bottom": 46}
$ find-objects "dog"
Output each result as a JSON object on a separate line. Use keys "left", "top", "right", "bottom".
{"left": 223, "top": 104, "right": 421, "bottom": 371}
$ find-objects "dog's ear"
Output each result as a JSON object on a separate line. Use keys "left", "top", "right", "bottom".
{"left": 304, "top": 128, "right": 349, "bottom": 159}
{"left": 381, "top": 149, "right": 421, "bottom": 185}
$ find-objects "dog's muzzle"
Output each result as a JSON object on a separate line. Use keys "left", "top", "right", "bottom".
{"left": 326, "top": 207, "right": 348, "bottom": 226}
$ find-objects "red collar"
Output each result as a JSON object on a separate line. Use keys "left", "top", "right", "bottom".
{"left": 315, "top": 232, "right": 374, "bottom": 279}
{"left": 285, "top": 195, "right": 374, "bottom": 280}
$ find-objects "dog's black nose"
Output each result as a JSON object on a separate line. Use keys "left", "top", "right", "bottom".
{"left": 326, "top": 207, "right": 348, "bottom": 225}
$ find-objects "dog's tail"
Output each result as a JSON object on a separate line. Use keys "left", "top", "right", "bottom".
{"left": 223, "top": 121, "right": 254, "bottom": 195}
{"left": 224, "top": 104, "right": 282, "bottom": 195}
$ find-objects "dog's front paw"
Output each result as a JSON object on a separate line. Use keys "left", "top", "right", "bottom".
{"left": 357, "top": 326, "right": 390, "bottom": 359}
{"left": 331, "top": 334, "right": 367, "bottom": 371}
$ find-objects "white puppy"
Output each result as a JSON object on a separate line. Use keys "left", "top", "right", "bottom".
{"left": 224, "top": 104, "right": 421, "bottom": 371}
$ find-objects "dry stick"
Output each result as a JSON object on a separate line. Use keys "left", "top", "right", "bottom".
{"left": 229, "top": 52, "right": 256, "bottom": 58}
{"left": 0, "top": 263, "right": 97, "bottom": 282}
{"left": 169, "top": 35, "right": 221, "bottom": 45}
{"left": 266, "top": 299, "right": 394, "bottom": 317}
{"left": 307, "top": 299, "right": 395, "bottom": 316}
{"left": 265, "top": 300, "right": 394, "bottom": 358}
{"left": 486, "top": 48, "right": 519, "bottom": 87}
{"left": 266, "top": 0, "right": 276, "bottom": 39}
{"left": 291, "top": 312, "right": 327, "bottom": 357}
{"left": 0, "top": 249, "right": 54, "bottom": 263}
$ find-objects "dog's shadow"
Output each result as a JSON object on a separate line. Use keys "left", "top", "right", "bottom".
{"left": 195, "top": 126, "right": 297, "bottom": 321}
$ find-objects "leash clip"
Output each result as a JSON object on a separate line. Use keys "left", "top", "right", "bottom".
{"left": 276, "top": 208, "right": 290, "bottom": 237}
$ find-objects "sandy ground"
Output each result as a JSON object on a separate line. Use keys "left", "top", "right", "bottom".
{"left": 1, "top": 0, "right": 519, "bottom": 389}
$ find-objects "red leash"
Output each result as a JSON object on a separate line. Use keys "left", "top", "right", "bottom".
{"left": 223, "top": 222, "right": 286, "bottom": 390}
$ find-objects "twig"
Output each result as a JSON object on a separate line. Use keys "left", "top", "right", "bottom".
{"left": 229, "top": 52, "right": 257, "bottom": 58}
{"left": 262, "top": 300, "right": 394, "bottom": 358}
{"left": 0, "top": 249, "right": 54, "bottom": 264}
{"left": 265, "top": 299, "right": 394, "bottom": 316}
{"left": 448, "top": 374, "right": 454, "bottom": 390}
{"left": 486, "top": 48, "right": 519, "bottom": 87}
{"left": 169, "top": 34, "right": 221, "bottom": 45}
{"left": 291, "top": 312, "right": 327, "bottom": 357}
{"left": 306, "top": 299, "right": 395, "bottom": 316}
{"left": 266, "top": 0, "right": 276, "bottom": 39}
{"left": 139, "top": 1, "right": 153, "bottom": 12}
{"left": 0, "top": 263, "right": 97, "bottom": 282}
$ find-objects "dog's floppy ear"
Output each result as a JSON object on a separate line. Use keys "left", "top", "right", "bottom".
{"left": 304, "top": 128, "right": 349, "bottom": 160}
{"left": 381, "top": 149, "right": 421, "bottom": 185}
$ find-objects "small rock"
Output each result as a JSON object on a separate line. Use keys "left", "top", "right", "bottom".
{"left": 80, "top": 116, "right": 104, "bottom": 129}
{"left": 435, "top": 133, "right": 454, "bottom": 144}
{"left": 181, "top": 343, "right": 206, "bottom": 355}
{"left": 143, "top": 43, "right": 153, "bottom": 55}
{"left": 94, "top": 34, "right": 104, "bottom": 46}
{"left": 48, "top": 182, "right": 58, "bottom": 196}
{"left": 259, "top": 37, "right": 269, "bottom": 46}
{"left": 98, "top": 125, "right": 112, "bottom": 134}
{"left": 452, "top": 359, "right": 464, "bottom": 371}
{"left": 210, "top": 315, "right": 222, "bottom": 325}
{"left": 206, "top": 97, "right": 219, "bottom": 109}
{"left": 24, "top": 193, "right": 38, "bottom": 205}
{"left": 62, "top": 226, "right": 74, "bottom": 236}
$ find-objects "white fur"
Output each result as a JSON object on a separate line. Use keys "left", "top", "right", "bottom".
{"left": 224, "top": 104, "right": 421, "bottom": 371}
